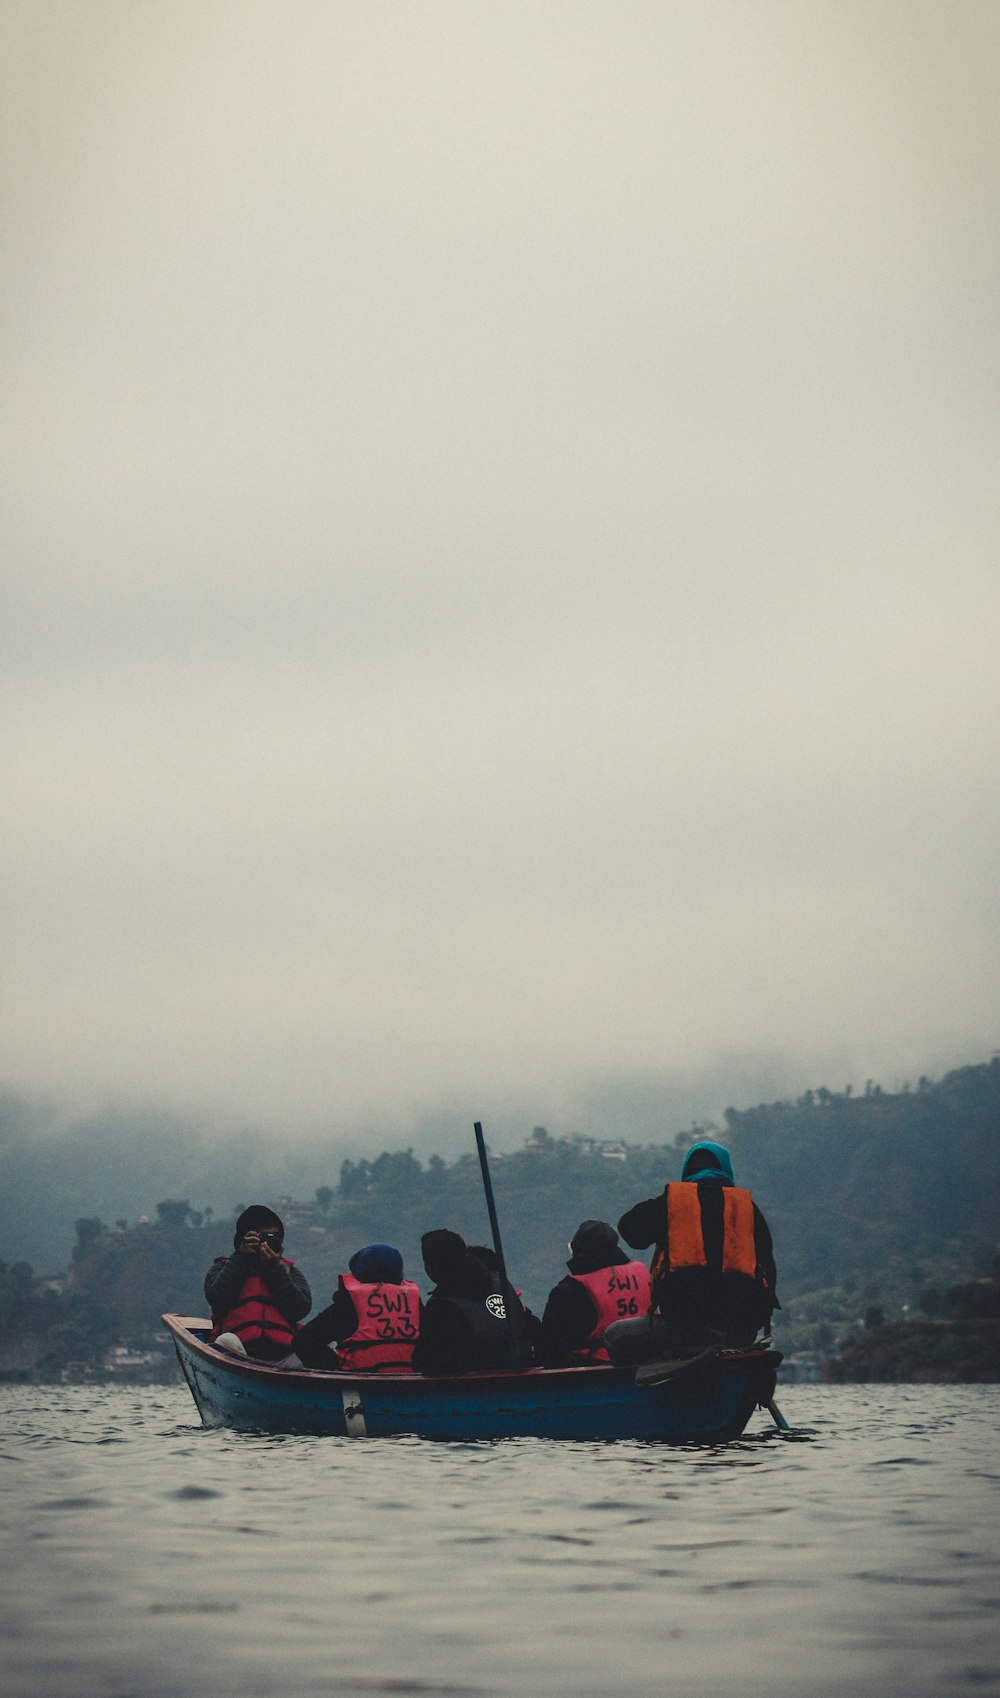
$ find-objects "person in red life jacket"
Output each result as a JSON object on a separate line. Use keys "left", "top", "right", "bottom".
{"left": 205, "top": 1206, "right": 311, "bottom": 1362}
{"left": 412, "top": 1230, "right": 535, "bottom": 1375}
{"left": 539, "top": 1219, "right": 652, "bottom": 1366}
{"left": 609, "top": 1141, "right": 777, "bottom": 1360}
{"left": 294, "top": 1244, "right": 421, "bottom": 1372}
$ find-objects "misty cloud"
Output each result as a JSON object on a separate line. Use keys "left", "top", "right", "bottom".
{"left": 3, "top": 2, "right": 998, "bottom": 1133}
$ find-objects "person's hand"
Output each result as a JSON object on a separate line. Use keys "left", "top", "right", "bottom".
{"left": 239, "top": 1231, "right": 261, "bottom": 1256}
{"left": 259, "top": 1238, "right": 282, "bottom": 1267}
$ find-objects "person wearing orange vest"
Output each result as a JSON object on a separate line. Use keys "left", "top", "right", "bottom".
{"left": 205, "top": 1206, "right": 312, "bottom": 1361}
{"left": 614, "top": 1141, "right": 777, "bottom": 1353}
{"left": 295, "top": 1244, "right": 421, "bottom": 1372}
{"left": 539, "top": 1220, "right": 652, "bottom": 1366}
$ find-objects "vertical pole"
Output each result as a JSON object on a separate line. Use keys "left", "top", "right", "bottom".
{"left": 474, "top": 1121, "right": 523, "bottom": 1371}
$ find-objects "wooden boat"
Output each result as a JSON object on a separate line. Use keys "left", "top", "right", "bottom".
{"left": 163, "top": 1314, "right": 782, "bottom": 1442}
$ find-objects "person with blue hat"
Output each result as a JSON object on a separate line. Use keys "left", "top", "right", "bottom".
{"left": 611, "top": 1139, "right": 778, "bottom": 1356}
{"left": 294, "top": 1244, "right": 421, "bottom": 1372}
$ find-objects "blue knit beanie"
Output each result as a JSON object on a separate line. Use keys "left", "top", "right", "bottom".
{"left": 349, "top": 1243, "right": 404, "bottom": 1283}
{"left": 680, "top": 1141, "right": 735, "bottom": 1185}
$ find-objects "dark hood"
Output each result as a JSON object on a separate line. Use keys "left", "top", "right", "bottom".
{"left": 233, "top": 1205, "right": 284, "bottom": 1250}
{"left": 566, "top": 1218, "right": 629, "bottom": 1273}
{"left": 421, "top": 1230, "right": 495, "bottom": 1298}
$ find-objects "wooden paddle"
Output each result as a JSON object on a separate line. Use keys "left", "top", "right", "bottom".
{"left": 474, "top": 1120, "right": 527, "bottom": 1371}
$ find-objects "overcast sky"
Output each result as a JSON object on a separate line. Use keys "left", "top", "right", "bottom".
{"left": 3, "top": 2, "right": 998, "bottom": 1151}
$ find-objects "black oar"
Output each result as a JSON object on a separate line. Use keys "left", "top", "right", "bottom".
{"left": 473, "top": 1120, "right": 525, "bottom": 1372}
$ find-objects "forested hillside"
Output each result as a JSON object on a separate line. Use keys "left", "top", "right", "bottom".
{"left": 1, "top": 1059, "right": 997, "bottom": 1376}
{"left": 726, "top": 1062, "right": 999, "bottom": 1279}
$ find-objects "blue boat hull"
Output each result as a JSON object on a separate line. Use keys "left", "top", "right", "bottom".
{"left": 164, "top": 1316, "right": 780, "bottom": 1443}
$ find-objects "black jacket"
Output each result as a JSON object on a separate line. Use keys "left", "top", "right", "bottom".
{"left": 413, "top": 1246, "right": 535, "bottom": 1375}
{"left": 293, "top": 1286, "right": 360, "bottom": 1368}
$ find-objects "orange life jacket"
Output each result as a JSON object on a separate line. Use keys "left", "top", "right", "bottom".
{"left": 336, "top": 1272, "right": 420, "bottom": 1372}
{"left": 210, "top": 1259, "right": 298, "bottom": 1353}
{"left": 650, "top": 1184, "right": 759, "bottom": 1287}
{"left": 566, "top": 1261, "right": 652, "bottom": 1362}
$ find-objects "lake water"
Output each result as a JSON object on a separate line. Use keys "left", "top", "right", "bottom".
{"left": 0, "top": 1382, "right": 997, "bottom": 1698}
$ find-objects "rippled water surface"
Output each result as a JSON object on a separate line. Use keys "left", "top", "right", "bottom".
{"left": 1, "top": 1383, "right": 997, "bottom": 1698}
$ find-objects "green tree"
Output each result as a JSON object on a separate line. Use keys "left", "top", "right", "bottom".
{"left": 72, "top": 1218, "right": 105, "bottom": 1260}
{"left": 155, "top": 1200, "right": 192, "bottom": 1228}
{"left": 339, "top": 1159, "right": 370, "bottom": 1201}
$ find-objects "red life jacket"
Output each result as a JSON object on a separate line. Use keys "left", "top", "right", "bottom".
{"left": 210, "top": 1258, "right": 298, "bottom": 1353}
{"left": 566, "top": 1261, "right": 652, "bottom": 1362}
{"left": 336, "top": 1272, "right": 420, "bottom": 1372}
{"left": 650, "top": 1184, "right": 759, "bottom": 1287}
